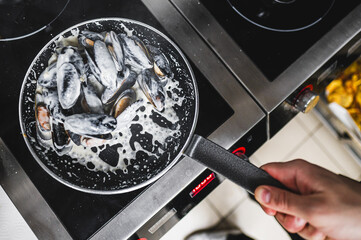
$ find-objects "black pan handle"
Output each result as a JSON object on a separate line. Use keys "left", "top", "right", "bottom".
{"left": 185, "top": 134, "right": 289, "bottom": 194}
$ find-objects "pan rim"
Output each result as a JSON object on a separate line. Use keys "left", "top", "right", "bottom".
{"left": 18, "top": 17, "right": 199, "bottom": 195}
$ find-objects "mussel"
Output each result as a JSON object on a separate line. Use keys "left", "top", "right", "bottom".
{"left": 57, "top": 46, "right": 86, "bottom": 81}
{"left": 121, "top": 34, "right": 153, "bottom": 72}
{"left": 147, "top": 45, "right": 173, "bottom": 81}
{"left": 110, "top": 88, "right": 136, "bottom": 118}
{"left": 93, "top": 40, "right": 118, "bottom": 89}
{"left": 57, "top": 62, "right": 81, "bottom": 110}
{"left": 84, "top": 49, "right": 101, "bottom": 81}
{"left": 37, "top": 63, "right": 57, "bottom": 89}
{"left": 80, "top": 30, "right": 105, "bottom": 42}
{"left": 137, "top": 68, "right": 166, "bottom": 112}
{"left": 82, "top": 82, "right": 104, "bottom": 114}
{"left": 43, "top": 89, "right": 66, "bottom": 123}
{"left": 78, "top": 36, "right": 95, "bottom": 48}
{"left": 63, "top": 113, "right": 117, "bottom": 136}
{"left": 52, "top": 121, "right": 72, "bottom": 156}
{"left": 35, "top": 92, "right": 52, "bottom": 141}
{"left": 101, "top": 68, "right": 137, "bottom": 106}
{"left": 86, "top": 74, "right": 105, "bottom": 97}
{"left": 105, "top": 31, "right": 125, "bottom": 72}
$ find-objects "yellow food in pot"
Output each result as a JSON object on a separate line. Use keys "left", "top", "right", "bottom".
{"left": 326, "top": 59, "right": 361, "bottom": 130}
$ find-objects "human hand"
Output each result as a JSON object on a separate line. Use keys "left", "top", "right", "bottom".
{"left": 254, "top": 159, "right": 361, "bottom": 240}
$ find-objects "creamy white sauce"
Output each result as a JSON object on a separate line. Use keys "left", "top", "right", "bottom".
{"left": 66, "top": 77, "right": 183, "bottom": 173}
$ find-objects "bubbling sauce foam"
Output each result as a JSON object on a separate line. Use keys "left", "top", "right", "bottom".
{"left": 68, "top": 79, "right": 184, "bottom": 173}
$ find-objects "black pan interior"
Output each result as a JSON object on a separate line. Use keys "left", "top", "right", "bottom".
{"left": 20, "top": 18, "right": 197, "bottom": 193}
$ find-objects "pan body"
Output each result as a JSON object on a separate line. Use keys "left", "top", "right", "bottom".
{"left": 19, "top": 18, "right": 198, "bottom": 194}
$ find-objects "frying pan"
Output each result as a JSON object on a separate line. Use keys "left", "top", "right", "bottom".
{"left": 19, "top": 18, "right": 287, "bottom": 194}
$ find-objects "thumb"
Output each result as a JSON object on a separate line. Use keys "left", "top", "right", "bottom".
{"left": 255, "top": 185, "right": 309, "bottom": 218}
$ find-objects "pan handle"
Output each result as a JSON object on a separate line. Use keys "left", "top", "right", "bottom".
{"left": 185, "top": 134, "right": 289, "bottom": 194}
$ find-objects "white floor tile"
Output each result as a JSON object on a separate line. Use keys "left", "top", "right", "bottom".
{"left": 284, "top": 136, "right": 347, "bottom": 175}
{"left": 205, "top": 179, "right": 248, "bottom": 217}
{"left": 226, "top": 197, "right": 291, "bottom": 240}
{"left": 160, "top": 200, "right": 221, "bottom": 240}
{"left": 249, "top": 155, "right": 262, "bottom": 167}
{"left": 0, "top": 187, "right": 37, "bottom": 240}
{"left": 313, "top": 126, "right": 361, "bottom": 180}
{"left": 295, "top": 110, "right": 323, "bottom": 133}
{"left": 252, "top": 118, "right": 309, "bottom": 166}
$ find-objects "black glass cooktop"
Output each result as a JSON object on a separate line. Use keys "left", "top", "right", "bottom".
{"left": 201, "top": 0, "right": 360, "bottom": 81}
{"left": 0, "top": 0, "right": 233, "bottom": 239}
{"left": 0, "top": 0, "right": 70, "bottom": 41}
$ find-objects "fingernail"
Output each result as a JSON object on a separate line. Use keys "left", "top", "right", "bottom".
{"left": 260, "top": 187, "right": 271, "bottom": 204}
{"left": 295, "top": 217, "right": 306, "bottom": 226}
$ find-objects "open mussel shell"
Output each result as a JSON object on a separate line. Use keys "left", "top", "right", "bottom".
{"left": 52, "top": 121, "right": 72, "bottom": 156}
{"left": 147, "top": 44, "right": 173, "bottom": 81}
{"left": 35, "top": 106, "right": 52, "bottom": 141}
{"left": 110, "top": 88, "right": 136, "bottom": 118}
{"left": 80, "top": 30, "right": 106, "bottom": 42}
{"left": 35, "top": 91, "right": 52, "bottom": 140}
{"left": 121, "top": 34, "right": 153, "bottom": 71}
{"left": 81, "top": 82, "right": 104, "bottom": 114}
{"left": 137, "top": 68, "right": 166, "bottom": 112}
{"left": 79, "top": 36, "right": 95, "bottom": 48}
{"left": 101, "top": 68, "right": 137, "bottom": 106}
{"left": 105, "top": 31, "right": 125, "bottom": 72}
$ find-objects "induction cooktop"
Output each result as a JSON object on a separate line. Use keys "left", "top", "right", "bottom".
{"left": 0, "top": 0, "right": 266, "bottom": 239}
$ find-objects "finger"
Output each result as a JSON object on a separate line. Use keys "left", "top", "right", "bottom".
{"left": 275, "top": 212, "right": 307, "bottom": 233}
{"left": 260, "top": 204, "right": 277, "bottom": 216}
{"left": 261, "top": 160, "right": 311, "bottom": 192}
{"left": 255, "top": 185, "right": 311, "bottom": 219}
{"left": 261, "top": 160, "right": 332, "bottom": 194}
{"left": 298, "top": 224, "right": 326, "bottom": 240}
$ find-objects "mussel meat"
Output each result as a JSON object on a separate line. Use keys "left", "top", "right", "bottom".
{"left": 35, "top": 92, "right": 52, "bottom": 141}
